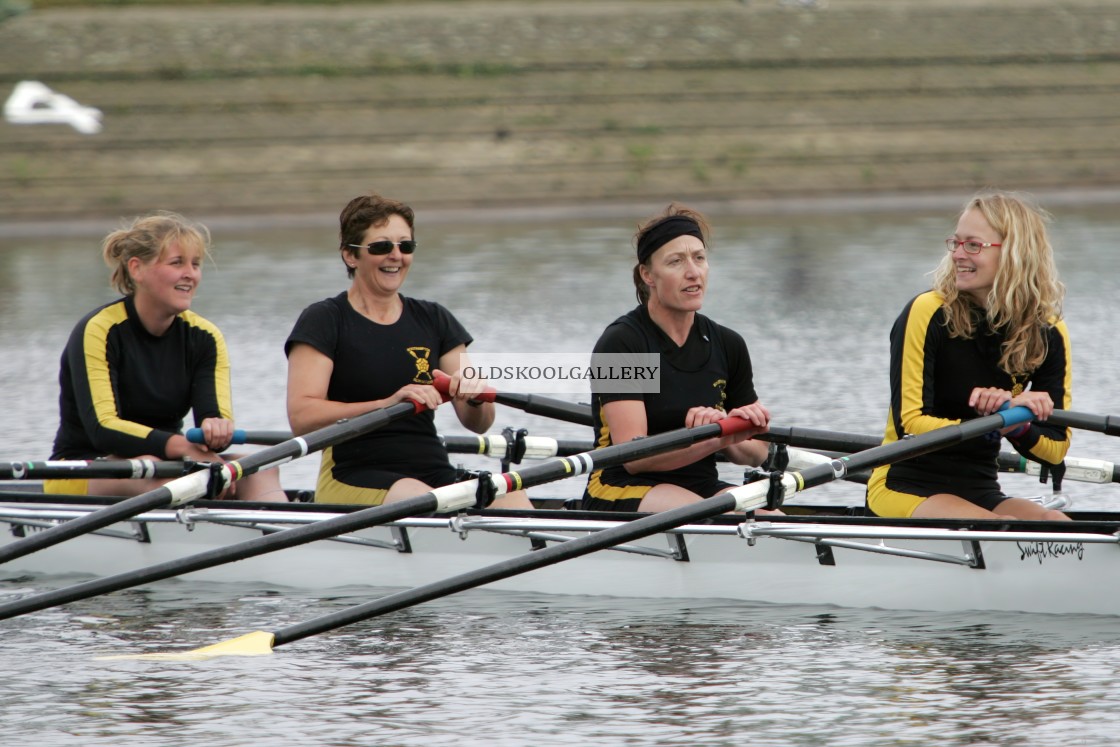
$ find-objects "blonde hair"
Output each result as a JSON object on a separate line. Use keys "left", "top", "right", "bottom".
{"left": 932, "top": 191, "right": 1065, "bottom": 376}
{"left": 102, "top": 211, "right": 211, "bottom": 295}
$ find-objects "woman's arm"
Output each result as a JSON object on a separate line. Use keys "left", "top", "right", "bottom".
{"left": 602, "top": 400, "right": 748, "bottom": 474}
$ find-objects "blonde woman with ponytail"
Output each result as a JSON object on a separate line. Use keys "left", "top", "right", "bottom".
{"left": 46, "top": 212, "right": 283, "bottom": 502}
{"left": 867, "top": 192, "right": 1072, "bottom": 521}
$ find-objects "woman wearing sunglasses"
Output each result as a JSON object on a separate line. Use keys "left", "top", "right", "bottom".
{"left": 46, "top": 211, "right": 284, "bottom": 501}
{"left": 581, "top": 203, "right": 774, "bottom": 514}
{"left": 285, "top": 193, "right": 530, "bottom": 508}
{"left": 867, "top": 191, "right": 1072, "bottom": 520}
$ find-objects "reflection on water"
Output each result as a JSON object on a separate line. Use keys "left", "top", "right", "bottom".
{"left": 4, "top": 578, "right": 1120, "bottom": 746}
{"left": 3, "top": 207, "right": 1119, "bottom": 508}
{"left": 4, "top": 209, "right": 1120, "bottom": 745}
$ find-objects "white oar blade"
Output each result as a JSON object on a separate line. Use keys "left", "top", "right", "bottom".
{"left": 95, "top": 630, "right": 275, "bottom": 661}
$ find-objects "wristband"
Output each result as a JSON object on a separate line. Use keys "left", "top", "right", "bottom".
{"left": 1006, "top": 423, "right": 1030, "bottom": 440}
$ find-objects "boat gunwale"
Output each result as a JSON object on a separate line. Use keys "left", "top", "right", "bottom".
{"left": 3, "top": 496, "right": 1120, "bottom": 544}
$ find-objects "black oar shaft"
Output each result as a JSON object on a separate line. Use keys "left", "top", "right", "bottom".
{"left": 781, "top": 408, "right": 1033, "bottom": 494}
{"left": 0, "top": 401, "right": 420, "bottom": 566}
{"left": 491, "top": 392, "right": 592, "bottom": 427}
{"left": 759, "top": 426, "right": 880, "bottom": 454}
{"left": 1048, "top": 410, "right": 1120, "bottom": 437}
{"left": 0, "top": 484, "right": 182, "bottom": 565}
{"left": 0, "top": 460, "right": 195, "bottom": 481}
{"left": 274, "top": 409, "right": 1034, "bottom": 647}
{"left": 0, "top": 415, "right": 742, "bottom": 620}
{"left": 0, "top": 494, "right": 440, "bottom": 620}
{"left": 273, "top": 491, "right": 742, "bottom": 647}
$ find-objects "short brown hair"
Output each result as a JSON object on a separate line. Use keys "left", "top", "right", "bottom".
{"left": 338, "top": 193, "right": 416, "bottom": 278}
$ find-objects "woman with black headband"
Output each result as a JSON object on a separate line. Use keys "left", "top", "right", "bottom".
{"left": 581, "top": 204, "right": 774, "bottom": 513}
{"left": 285, "top": 192, "right": 531, "bottom": 508}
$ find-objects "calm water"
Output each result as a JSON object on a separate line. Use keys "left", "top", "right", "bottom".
{"left": 2, "top": 205, "right": 1120, "bottom": 745}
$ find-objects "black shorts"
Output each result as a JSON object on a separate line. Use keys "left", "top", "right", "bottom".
{"left": 868, "top": 467, "right": 1008, "bottom": 517}
{"left": 581, "top": 470, "right": 736, "bottom": 512}
{"left": 318, "top": 454, "right": 468, "bottom": 506}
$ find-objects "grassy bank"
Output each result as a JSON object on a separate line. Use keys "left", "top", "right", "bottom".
{"left": 2, "top": 1, "right": 1119, "bottom": 223}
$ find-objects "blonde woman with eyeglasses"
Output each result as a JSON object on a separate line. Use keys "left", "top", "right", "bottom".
{"left": 867, "top": 191, "right": 1072, "bottom": 521}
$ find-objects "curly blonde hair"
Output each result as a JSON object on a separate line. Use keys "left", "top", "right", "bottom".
{"left": 932, "top": 191, "right": 1065, "bottom": 376}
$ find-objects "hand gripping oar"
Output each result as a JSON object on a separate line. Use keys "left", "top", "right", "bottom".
{"left": 0, "top": 459, "right": 196, "bottom": 481}
{"left": 99, "top": 406, "right": 1034, "bottom": 661}
{"left": 0, "top": 400, "right": 428, "bottom": 566}
{"left": 0, "top": 413, "right": 761, "bottom": 623}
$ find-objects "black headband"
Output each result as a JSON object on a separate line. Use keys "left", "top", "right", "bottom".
{"left": 636, "top": 216, "right": 704, "bottom": 264}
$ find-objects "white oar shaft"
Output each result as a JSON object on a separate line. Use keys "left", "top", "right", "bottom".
{"left": 1020, "top": 455, "right": 1115, "bottom": 484}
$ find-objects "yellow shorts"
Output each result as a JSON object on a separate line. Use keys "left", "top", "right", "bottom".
{"left": 42, "top": 478, "right": 90, "bottom": 496}
{"left": 865, "top": 466, "right": 926, "bottom": 518}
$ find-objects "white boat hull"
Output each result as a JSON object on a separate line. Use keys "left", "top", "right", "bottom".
{"left": 1, "top": 500, "right": 1117, "bottom": 616}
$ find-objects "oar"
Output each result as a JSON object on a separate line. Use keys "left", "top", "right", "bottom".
{"left": 188, "top": 415, "right": 1120, "bottom": 488}
{"left": 185, "top": 428, "right": 592, "bottom": 460}
{"left": 0, "top": 400, "right": 429, "bottom": 566}
{"left": 455, "top": 387, "right": 591, "bottom": 427}
{"left": 1048, "top": 410, "right": 1120, "bottom": 437}
{"left": 445, "top": 421, "right": 1120, "bottom": 487}
{"left": 0, "top": 459, "right": 197, "bottom": 481}
{"left": 185, "top": 429, "right": 289, "bottom": 447}
{"left": 0, "top": 412, "right": 761, "bottom": 622}
{"left": 100, "top": 406, "right": 1034, "bottom": 661}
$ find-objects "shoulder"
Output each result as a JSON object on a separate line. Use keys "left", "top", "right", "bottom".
{"left": 69, "top": 299, "right": 129, "bottom": 349}
{"left": 896, "top": 290, "right": 945, "bottom": 330}
{"left": 403, "top": 296, "right": 469, "bottom": 333}
{"left": 593, "top": 307, "right": 647, "bottom": 353}
{"left": 1047, "top": 317, "right": 1072, "bottom": 350}
{"left": 179, "top": 310, "right": 225, "bottom": 343}
{"left": 295, "top": 294, "right": 347, "bottom": 324}
{"left": 703, "top": 315, "right": 747, "bottom": 350}
{"left": 404, "top": 296, "right": 456, "bottom": 319}
{"left": 908, "top": 290, "right": 944, "bottom": 314}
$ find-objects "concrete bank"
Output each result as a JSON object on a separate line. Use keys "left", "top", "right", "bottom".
{"left": 2, "top": 0, "right": 1119, "bottom": 224}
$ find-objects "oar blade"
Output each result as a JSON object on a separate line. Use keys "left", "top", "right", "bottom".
{"left": 96, "top": 630, "right": 276, "bottom": 661}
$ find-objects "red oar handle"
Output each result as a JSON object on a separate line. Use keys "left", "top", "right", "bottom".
{"left": 718, "top": 415, "right": 762, "bottom": 436}
{"left": 432, "top": 372, "right": 496, "bottom": 403}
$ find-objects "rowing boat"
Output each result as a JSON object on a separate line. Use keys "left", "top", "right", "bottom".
{"left": 2, "top": 492, "right": 1117, "bottom": 617}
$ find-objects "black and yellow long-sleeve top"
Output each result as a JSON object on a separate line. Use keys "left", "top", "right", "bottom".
{"left": 50, "top": 296, "right": 233, "bottom": 460}
{"left": 876, "top": 290, "right": 1072, "bottom": 482}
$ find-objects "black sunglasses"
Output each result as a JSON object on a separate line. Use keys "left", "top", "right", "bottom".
{"left": 347, "top": 240, "right": 417, "bottom": 255}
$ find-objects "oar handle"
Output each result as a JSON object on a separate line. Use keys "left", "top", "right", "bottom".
{"left": 431, "top": 372, "right": 496, "bottom": 403}
{"left": 186, "top": 428, "right": 247, "bottom": 445}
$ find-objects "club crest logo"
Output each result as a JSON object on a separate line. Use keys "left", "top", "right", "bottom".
{"left": 407, "top": 346, "right": 433, "bottom": 384}
{"left": 712, "top": 378, "right": 728, "bottom": 412}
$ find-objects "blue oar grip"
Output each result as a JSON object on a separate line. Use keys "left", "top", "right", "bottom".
{"left": 996, "top": 404, "right": 1034, "bottom": 428}
{"left": 185, "top": 428, "right": 247, "bottom": 444}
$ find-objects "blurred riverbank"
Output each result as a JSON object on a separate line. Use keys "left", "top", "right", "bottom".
{"left": 2, "top": 0, "right": 1119, "bottom": 227}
